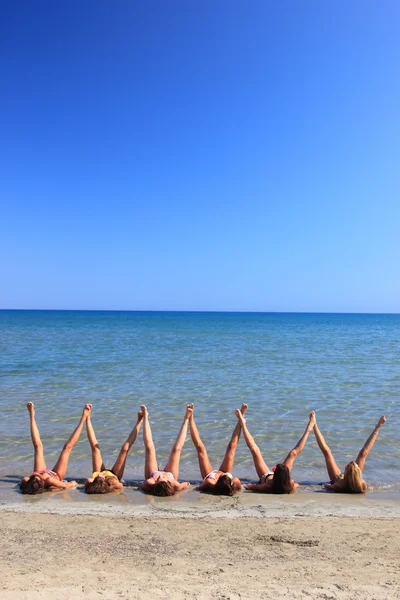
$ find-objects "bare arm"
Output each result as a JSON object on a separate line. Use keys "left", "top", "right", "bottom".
{"left": 245, "top": 482, "right": 271, "bottom": 493}
{"left": 46, "top": 477, "right": 77, "bottom": 490}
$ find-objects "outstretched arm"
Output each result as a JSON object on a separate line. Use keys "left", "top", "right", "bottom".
{"left": 355, "top": 416, "right": 386, "bottom": 471}
{"left": 218, "top": 404, "right": 248, "bottom": 473}
{"left": 141, "top": 405, "right": 158, "bottom": 479}
{"left": 282, "top": 412, "right": 316, "bottom": 472}
{"left": 164, "top": 405, "right": 193, "bottom": 480}
{"left": 112, "top": 411, "right": 144, "bottom": 480}
{"left": 27, "top": 403, "right": 46, "bottom": 472}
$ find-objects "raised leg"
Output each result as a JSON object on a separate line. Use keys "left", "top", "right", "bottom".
{"left": 164, "top": 405, "right": 193, "bottom": 479}
{"left": 355, "top": 416, "right": 386, "bottom": 471}
{"left": 142, "top": 405, "right": 158, "bottom": 479}
{"left": 111, "top": 411, "right": 144, "bottom": 479}
{"left": 235, "top": 408, "right": 269, "bottom": 479}
{"left": 27, "top": 403, "right": 47, "bottom": 472}
{"left": 51, "top": 404, "right": 91, "bottom": 480}
{"left": 313, "top": 420, "right": 341, "bottom": 481}
{"left": 85, "top": 408, "right": 105, "bottom": 474}
{"left": 189, "top": 407, "right": 213, "bottom": 479}
{"left": 218, "top": 403, "right": 248, "bottom": 473}
{"left": 282, "top": 412, "right": 316, "bottom": 472}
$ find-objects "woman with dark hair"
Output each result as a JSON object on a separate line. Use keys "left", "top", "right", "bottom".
{"left": 20, "top": 402, "right": 89, "bottom": 495}
{"left": 84, "top": 405, "right": 143, "bottom": 494}
{"left": 190, "top": 404, "right": 247, "bottom": 496}
{"left": 235, "top": 408, "right": 316, "bottom": 494}
{"left": 140, "top": 404, "right": 191, "bottom": 496}
{"left": 313, "top": 414, "right": 386, "bottom": 493}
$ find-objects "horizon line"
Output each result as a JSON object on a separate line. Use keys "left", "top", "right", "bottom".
{"left": 1, "top": 308, "right": 399, "bottom": 316}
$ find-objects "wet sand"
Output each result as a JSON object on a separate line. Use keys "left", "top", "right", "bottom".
{"left": 1, "top": 510, "right": 399, "bottom": 599}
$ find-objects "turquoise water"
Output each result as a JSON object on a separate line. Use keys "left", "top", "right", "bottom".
{"left": 0, "top": 310, "right": 399, "bottom": 491}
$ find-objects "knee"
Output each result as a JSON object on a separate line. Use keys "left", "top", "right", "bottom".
{"left": 227, "top": 441, "right": 238, "bottom": 453}
{"left": 288, "top": 448, "right": 298, "bottom": 460}
{"left": 33, "top": 442, "right": 43, "bottom": 451}
{"left": 321, "top": 446, "right": 331, "bottom": 458}
{"left": 250, "top": 444, "right": 260, "bottom": 456}
{"left": 358, "top": 448, "right": 367, "bottom": 461}
{"left": 63, "top": 441, "right": 73, "bottom": 452}
{"left": 121, "top": 443, "right": 129, "bottom": 453}
{"left": 195, "top": 441, "right": 206, "bottom": 453}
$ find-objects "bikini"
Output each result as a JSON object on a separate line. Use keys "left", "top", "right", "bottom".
{"left": 150, "top": 470, "right": 175, "bottom": 481}
{"left": 259, "top": 471, "right": 274, "bottom": 483}
{"left": 204, "top": 471, "right": 233, "bottom": 482}
{"left": 31, "top": 469, "right": 61, "bottom": 481}
{"left": 92, "top": 470, "right": 117, "bottom": 479}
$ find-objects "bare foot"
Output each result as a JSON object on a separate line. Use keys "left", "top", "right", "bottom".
{"left": 235, "top": 408, "right": 246, "bottom": 424}
{"left": 27, "top": 402, "right": 35, "bottom": 416}
{"left": 377, "top": 416, "right": 386, "bottom": 428}
{"left": 185, "top": 404, "right": 194, "bottom": 419}
{"left": 137, "top": 411, "right": 144, "bottom": 422}
{"left": 308, "top": 411, "right": 316, "bottom": 428}
{"left": 240, "top": 403, "right": 248, "bottom": 416}
{"left": 83, "top": 404, "right": 92, "bottom": 418}
{"left": 140, "top": 405, "right": 148, "bottom": 418}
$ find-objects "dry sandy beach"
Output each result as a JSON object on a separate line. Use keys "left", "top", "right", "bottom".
{"left": 1, "top": 508, "right": 399, "bottom": 600}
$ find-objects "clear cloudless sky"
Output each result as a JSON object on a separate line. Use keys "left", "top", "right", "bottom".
{"left": 1, "top": 1, "right": 399, "bottom": 312}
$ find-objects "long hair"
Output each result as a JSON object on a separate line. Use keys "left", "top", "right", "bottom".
{"left": 214, "top": 474, "right": 235, "bottom": 496}
{"left": 85, "top": 477, "right": 109, "bottom": 494}
{"left": 152, "top": 480, "right": 175, "bottom": 497}
{"left": 271, "top": 464, "right": 293, "bottom": 494}
{"left": 20, "top": 476, "right": 45, "bottom": 495}
{"left": 343, "top": 461, "right": 365, "bottom": 493}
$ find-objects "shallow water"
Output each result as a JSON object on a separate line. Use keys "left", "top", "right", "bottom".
{"left": 0, "top": 310, "right": 399, "bottom": 491}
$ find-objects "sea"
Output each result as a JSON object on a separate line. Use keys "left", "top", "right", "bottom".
{"left": 1, "top": 310, "right": 399, "bottom": 502}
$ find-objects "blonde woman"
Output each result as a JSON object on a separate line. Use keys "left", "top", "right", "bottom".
{"left": 313, "top": 415, "right": 386, "bottom": 493}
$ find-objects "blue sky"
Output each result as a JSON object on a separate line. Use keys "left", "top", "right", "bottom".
{"left": 1, "top": 2, "right": 399, "bottom": 312}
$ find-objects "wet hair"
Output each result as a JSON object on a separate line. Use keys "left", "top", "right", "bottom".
{"left": 85, "top": 477, "right": 109, "bottom": 495}
{"left": 152, "top": 480, "right": 175, "bottom": 497}
{"left": 213, "top": 474, "right": 235, "bottom": 496}
{"left": 20, "top": 475, "right": 45, "bottom": 495}
{"left": 270, "top": 464, "right": 293, "bottom": 494}
{"left": 343, "top": 461, "right": 365, "bottom": 493}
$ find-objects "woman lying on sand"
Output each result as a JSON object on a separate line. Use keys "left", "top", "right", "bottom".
{"left": 235, "top": 409, "right": 316, "bottom": 494}
{"left": 313, "top": 414, "right": 386, "bottom": 493}
{"left": 140, "top": 405, "right": 191, "bottom": 496}
{"left": 84, "top": 405, "right": 143, "bottom": 494}
{"left": 20, "top": 402, "right": 90, "bottom": 494}
{"left": 189, "top": 403, "right": 247, "bottom": 496}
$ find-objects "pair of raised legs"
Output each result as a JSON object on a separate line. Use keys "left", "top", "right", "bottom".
{"left": 189, "top": 403, "right": 247, "bottom": 491}
{"left": 85, "top": 406, "right": 143, "bottom": 482}
{"left": 313, "top": 415, "right": 386, "bottom": 481}
{"left": 235, "top": 409, "right": 316, "bottom": 492}
{"left": 21, "top": 402, "right": 91, "bottom": 491}
{"left": 141, "top": 405, "right": 192, "bottom": 493}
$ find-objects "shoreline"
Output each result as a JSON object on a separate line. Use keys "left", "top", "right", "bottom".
{"left": 1, "top": 485, "right": 400, "bottom": 519}
{"left": 1, "top": 511, "right": 399, "bottom": 599}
